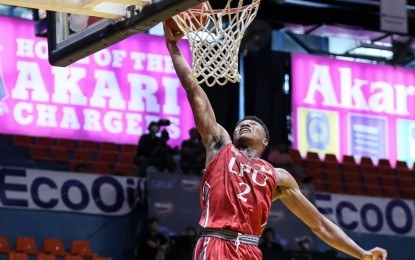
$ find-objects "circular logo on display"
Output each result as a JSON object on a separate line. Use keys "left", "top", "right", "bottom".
{"left": 268, "top": 209, "right": 285, "bottom": 222}
{"left": 181, "top": 177, "right": 200, "bottom": 191}
{"left": 153, "top": 200, "right": 175, "bottom": 215}
{"left": 306, "top": 112, "right": 330, "bottom": 150}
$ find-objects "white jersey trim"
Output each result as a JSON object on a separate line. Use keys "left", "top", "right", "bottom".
{"left": 197, "top": 236, "right": 211, "bottom": 260}
{"left": 202, "top": 181, "right": 211, "bottom": 228}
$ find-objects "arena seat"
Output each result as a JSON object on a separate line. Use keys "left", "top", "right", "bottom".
{"left": 345, "top": 183, "right": 364, "bottom": 195}
{"left": 79, "top": 141, "right": 99, "bottom": 151}
{"left": 29, "top": 147, "right": 51, "bottom": 161}
{"left": 42, "top": 239, "right": 66, "bottom": 257}
{"left": 92, "top": 257, "right": 110, "bottom": 260}
{"left": 305, "top": 151, "right": 320, "bottom": 161}
{"left": 398, "top": 177, "right": 415, "bottom": 189}
{"left": 323, "top": 153, "right": 338, "bottom": 163}
{"left": 12, "top": 135, "right": 33, "bottom": 147}
{"left": 360, "top": 165, "right": 377, "bottom": 175}
{"left": 378, "top": 166, "right": 394, "bottom": 176}
{"left": 325, "top": 170, "right": 342, "bottom": 183}
{"left": 15, "top": 237, "right": 38, "bottom": 255}
{"left": 114, "top": 164, "right": 135, "bottom": 176}
{"left": 383, "top": 186, "right": 401, "bottom": 198}
{"left": 99, "top": 142, "right": 118, "bottom": 152}
{"left": 341, "top": 155, "right": 359, "bottom": 173}
{"left": 64, "top": 255, "right": 83, "bottom": 260}
{"left": 398, "top": 167, "right": 413, "bottom": 176}
{"left": 74, "top": 151, "right": 96, "bottom": 162}
{"left": 362, "top": 175, "right": 381, "bottom": 186}
{"left": 36, "top": 137, "right": 56, "bottom": 147}
{"left": 118, "top": 153, "right": 134, "bottom": 164}
{"left": 69, "top": 240, "right": 95, "bottom": 258}
{"left": 343, "top": 172, "right": 362, "bottom": 184}
{"left": 92, "top": 163, "right": 112, "bottom": 174}
{"left": 324, "top": 161, "right": 341, "bottom": 172}
{"left": 36, "top": 252, "right": 56, "bottom": 260}
{"left": 312, "top": 180, "right": 326, "bottom": 192}
{"left": 97, "top": 151, "right": 118, "bottom": 163}
{"left": 0, "top": 236, "right": 11, "bottom": 255}
{"left": 304, "top": 151, "right": 321, "bottom": 171}
{"left": 364, "top": 184, "right": 383, "bottom": 197}
{"left": 308, "top": 169, "right": 325, "bottom": 180}
{"left": 401, "top": 188, "right": 415, "bottom": 199}
{"left": 379, "top": 175, "right": 398, "bottom": 187}
{"left": 395, "top": 160, "right": 409, "bottom": 170}
{"left": 378, "top": 158, "right": 391, "bottom": 167}
{"left": 326, "top": 181, "right": 344, "bottom": 194}
{"left": 121, "top": 144, "right": 137, "bottom": 153}
{"left": 50, "top": 148, "right": 71, "bottom": 163}
{"left": 342, "top": 163, "right": 359, "bottom": 174}
{"left": 342, "top": 155, "right": 356, "bottom": 164}
{"left": 288, "top": 149, "right": 303, "bottom": 166}
{"left": 7, "top": 252, "right": 28, "bottom": 260}
{"left": 57, "top": 139, "right": 78, "bottom": 150}
{"left": 360, "top": 156, "right": 374, "bottom": 166}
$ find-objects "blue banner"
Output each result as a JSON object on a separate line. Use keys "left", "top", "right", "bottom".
{"left": 0, "top": 167, "right": 144, "bottom": 215}
{"left": 316, "top": 193, "right": 415, "bottom": 237}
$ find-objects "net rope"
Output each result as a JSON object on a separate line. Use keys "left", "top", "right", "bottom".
{"left": 172, "top": 0, "right": 261, "bottom": 87}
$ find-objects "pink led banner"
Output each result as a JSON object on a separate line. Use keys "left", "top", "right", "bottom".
{"left": 0, "top": 16, "right": 194, "bottom": 147}
{"left": 292, "top": 53, "right": 415, "bottom": 165}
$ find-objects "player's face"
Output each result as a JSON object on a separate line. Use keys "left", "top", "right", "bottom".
{"left": 233, "top": 120, "right": 267, "bottom": 147}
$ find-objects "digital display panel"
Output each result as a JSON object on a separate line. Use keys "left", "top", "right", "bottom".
{"left": 0, "top": 16, "right": 194, "bottom": 147}
{"left": 292, "top": 53, "right": 415, "bottom": 166}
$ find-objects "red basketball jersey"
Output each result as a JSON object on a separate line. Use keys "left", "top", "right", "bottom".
{"left": 199, "top": 143, "right": 278, "bottom": 236}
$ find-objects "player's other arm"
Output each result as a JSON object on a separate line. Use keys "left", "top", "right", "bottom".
{"left": 163, "top": 22, "right": 230, "bottom": 159}
{"left": 275, "top": 169, "right": 387, "bottom": 260}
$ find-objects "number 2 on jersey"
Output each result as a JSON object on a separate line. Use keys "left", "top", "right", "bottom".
{"left": 237, "top": 182, "right": 251, "bottom": 203}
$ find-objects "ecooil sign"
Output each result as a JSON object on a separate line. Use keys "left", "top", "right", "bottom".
{"left": 316, "top": 193, "right": 415, "bottom": 236}
{"left": 0, "top": 167, "right": 142, "bottom": 215}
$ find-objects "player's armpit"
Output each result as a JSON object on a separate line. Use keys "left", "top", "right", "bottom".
{"left": 271, "top": 168, "right": 288, "bottom": 201}
{"left": 277, "top": 169, "right": 323, "bottom": 232}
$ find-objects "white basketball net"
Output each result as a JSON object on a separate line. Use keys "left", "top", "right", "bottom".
{"left": 172, "top": 0, "right": 261, "bottom": 87}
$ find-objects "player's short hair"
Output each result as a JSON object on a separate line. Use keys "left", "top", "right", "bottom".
{"left": 236, "top": 115, "right": 270, "bottom": 143}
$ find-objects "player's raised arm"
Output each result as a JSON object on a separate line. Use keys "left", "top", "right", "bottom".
{"left": 163, "top": 22, "right": 230, "bottom": 161}
{"left": 274, "top": 169, "right": 387, "bottom": 260}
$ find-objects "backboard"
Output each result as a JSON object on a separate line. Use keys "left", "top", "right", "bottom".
{"left": 0, "top": 0, "right": 207, "bottom": 66}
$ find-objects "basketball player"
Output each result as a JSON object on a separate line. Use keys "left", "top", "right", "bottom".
{"left": 163, "top": 22, "right": 387, "bottom": 260}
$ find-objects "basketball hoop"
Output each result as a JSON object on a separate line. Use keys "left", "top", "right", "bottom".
{"left": 172, "top": 0, "right": 261, "bottom": 87}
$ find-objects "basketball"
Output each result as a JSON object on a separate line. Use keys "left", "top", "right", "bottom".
{"left": 165, "top": 3, "right": 208, "bottom": 33}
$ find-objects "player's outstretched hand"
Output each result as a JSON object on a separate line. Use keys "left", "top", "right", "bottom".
{"left": 163, "top": 21, "right": 184, "bottom": 44}
{"left": 361, "top": 247, "right": 387, "bottom": 260}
